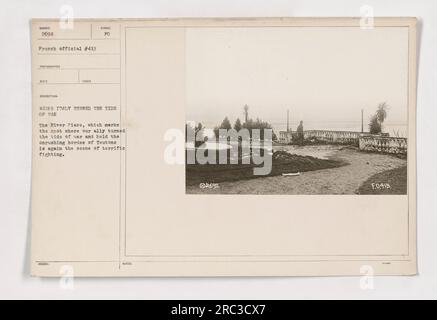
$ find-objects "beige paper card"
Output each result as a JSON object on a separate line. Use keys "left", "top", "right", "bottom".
{"left": 31, "top": 18, "right": 417, "bottom": 277}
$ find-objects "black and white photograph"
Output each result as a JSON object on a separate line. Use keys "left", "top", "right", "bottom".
{"left": 185, "top": 26, "right": 409, "bottom": 195}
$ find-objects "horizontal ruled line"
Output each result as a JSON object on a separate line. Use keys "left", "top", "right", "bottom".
{"left": 37, "top": 53, "right": 120, "bottom": 56}
{"left": 37, "top": 38, "right": 119, "bottom": 40}
{"left": 37, "top": 82, "right": 120, "bottom": 85}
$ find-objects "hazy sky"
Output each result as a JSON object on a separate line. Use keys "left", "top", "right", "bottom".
{"left": 186, "top": 27, "right": 409, "bottom": 131}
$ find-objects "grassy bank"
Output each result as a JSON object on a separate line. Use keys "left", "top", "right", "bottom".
{"left": 186, "top": 150, "right": 345, "bottom": 186}
{"left": 357, "top": 165, "right": 407, "bottom": 194}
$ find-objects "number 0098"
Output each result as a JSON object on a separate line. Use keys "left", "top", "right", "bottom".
{"left": 41, "top": 31, "right": 54, "bottom": 37}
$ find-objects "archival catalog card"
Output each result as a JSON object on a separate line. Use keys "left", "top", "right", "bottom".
{"left": 31, "top": 18, "right": 417, "bottom": 277}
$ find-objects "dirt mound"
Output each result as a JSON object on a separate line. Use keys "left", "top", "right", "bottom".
{"left": 272, "top": 151, "right": 343, "bottom": 171}
{"left": 186, "top": 150, "right": 345, "bottom": 186}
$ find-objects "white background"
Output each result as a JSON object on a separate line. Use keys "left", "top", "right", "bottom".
{"left": 1, "top": 0, "right": 436, "bottom": 300}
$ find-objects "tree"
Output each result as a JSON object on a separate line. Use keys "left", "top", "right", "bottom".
{"left": 369, "top": 114, "right": 381, "bottom": 134}
{"left": 186, "top": 122, "right": 205, "bottom": 147}
{"left": 376, "top": 102, "right": 389, "bottom": 128}
{"left": 234, "top": 118, "right": 242, "bottom": 131}
{"left": 220, "top": 117, "right": 232, "bottom": 130}
{"left": 213, "top": 126, "right": 220, "bottom": 139}
{"left": 195, "top": 122, "right": 205, "bottom": 147}
{"left": 242, "top": 117, "right": 275, "bottom": 140}
{"left": 368, "top": 102, "right": 389, "bottom": 134}
{"left": 195, "top": 122, "right": 203, "bottom": 137}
